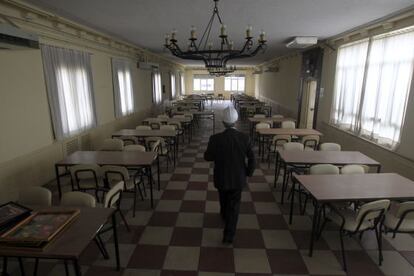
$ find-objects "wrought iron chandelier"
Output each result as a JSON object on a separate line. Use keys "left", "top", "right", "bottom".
{"left": 164, "top": 0, "right": 267, "bottom": 76}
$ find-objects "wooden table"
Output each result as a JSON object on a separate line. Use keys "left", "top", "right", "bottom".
{"left": 55, "top": 151, "right": 159, "bottom": 208}
{"left": 294, "top": 173, "right": 414, "bottom": 257}
{"left": 0, "top": 207, "right": 119, "bottom": 276}
{"left": 279, "top": 150, "right": 381, "bottom": 204}
{"left": 112, "top": 129, "right": 178, "bottom": 166}
{"left": 257, "top": 128, "right": 323, "bottom": 160}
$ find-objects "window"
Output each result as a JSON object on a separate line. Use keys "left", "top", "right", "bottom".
{"left": 193, "top": 75, "right": 214, "bottom": 91}
{"left": 171, "top": 73, "right": 176, "bottom": 98}
{"left": 331, "top": 27, "right": 414, "bottom": 148}
{"left": 225, "top": 75, "right": 245, "bottom": 92}
{"left": 41, "top": 45, "right": 96, "bottom": 139}
{"left": 152, "top": 71, "right": 162, "bottom": 104}
{"left": 180, "top": 74, "right": 185, "bottom": 95}
{"left": 112, "top": 58, "right": 134, "bottom": 117}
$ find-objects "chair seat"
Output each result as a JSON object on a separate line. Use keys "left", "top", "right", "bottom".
{"left": 77, "top": 179, "right": 103, "bottom": 190}
{"left": 304, "top": 147, "right": 315, "bottom": 151}
{"left": 384, "top": 202, "right": 414, "bottom": 232}
{"left": 327, "top": 207, "right": 374, "bottom": 232}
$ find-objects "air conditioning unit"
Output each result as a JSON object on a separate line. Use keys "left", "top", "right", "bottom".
{"left": 286, "top": 36, "right": 318, "bottom": 49}
{"left": 0, "top": 24, "right": 39, "bottom": 49}
{"left": 137, "top": 62, "right": 159, "bottom": 70}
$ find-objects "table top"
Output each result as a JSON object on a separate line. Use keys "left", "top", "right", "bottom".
{"left": 0, "top": 206, "right": 113, "bottom": 259}
{"left": 174, "top": 110, "right": 214, "bottom": 116}
{"left": 248, "top": 117, "right": 296, "bottom": 123}
{"left": 112, "top": 129, "right": 176, "bottom": 137}
{"left": 56, "top": 151, "right": 157, "bottom": 166}
{"left": 143, "top": 117, "right": 191, "bottom": 123}
{"left": 295, "top": 173, "right": 414, "bottom": 202}
{"left": 257, "top": 128, "right": 323, "bottom": 136}
{"left": 279, "top": 151, "right": 380, "bottom": 166}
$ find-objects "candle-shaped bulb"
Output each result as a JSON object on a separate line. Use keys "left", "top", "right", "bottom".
{"left": 165, "top": 34, "right": 170, "bottom": 45}
{"left": 220, "top": 24, "right": 227, "bottom": 36}
{"left": 259, "top": 30, "right": 266, "bottom": 42}
{"left": 246, "top": 25, "right": 252, "bottom": 38}
{"left": 190, "top": 25, "right": 196, "bottom": 39}
{"left": 229, "top": 40, "right": 234, "bottom": 50}
{"left": 171, "top": 29, "right": 177, "bottom": 40}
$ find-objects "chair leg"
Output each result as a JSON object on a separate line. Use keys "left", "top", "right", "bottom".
{"left": 94, "top": 236, "right": 109, "bottom": 259}
{"left": 339, "top": 231, "right": 347, "bottom": 271}
{"left": 64, "top": 260, "right": 69, "bottom": 276}
{"left": 375, "top": 226, "right": 383, "bottom": 265}
{"left": 17, "top": 257, "right": 25, "bottom": 276}
{"left": 33, "top": 258, "right": 39, "bottom": 276}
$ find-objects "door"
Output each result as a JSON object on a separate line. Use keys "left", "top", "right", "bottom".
{"left": 299, "top": 78, "right": 317, "bottom": 129}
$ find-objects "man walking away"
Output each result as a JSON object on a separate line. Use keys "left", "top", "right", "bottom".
{"left": 204, "top": 106, "right": 256, "bottom": 244}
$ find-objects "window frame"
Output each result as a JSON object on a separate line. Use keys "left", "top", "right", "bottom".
{"left": 224, "top": 75, "right": 246, "bottom": 92}
{"left": 193, "top": 75, "right": 214, "bottom": 92}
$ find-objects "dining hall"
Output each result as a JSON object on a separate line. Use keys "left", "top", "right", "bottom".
{"left": 1, "top": 0, "right": 414, "bottom": 275}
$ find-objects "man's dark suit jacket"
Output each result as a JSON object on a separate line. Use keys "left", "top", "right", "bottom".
{"left": 204, "top": 127, "right": 256, "bottom": 190}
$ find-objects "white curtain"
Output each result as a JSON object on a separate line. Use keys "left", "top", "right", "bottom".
{"left": 359, "top": 30, "right": 414, "bottom": 147}
{"left": 41, "top": 45, "right": 96, "bottom": 140}
{"left": 331, "top": 28, "right": 414, "bottom": 149}
{"left": 180, "top": 74, "right": 185, "bottom": 95}
{"left": 112, "top": 58, "right": 134, "bottom": 117}
{"left": 171, "top": 73, "right": 176, "bottom": 99}
{"left": 152, "top": 70, "right": 162, "bottom": 104}
{"left": 331, "top": 39, "right": 369, "bottom": 131}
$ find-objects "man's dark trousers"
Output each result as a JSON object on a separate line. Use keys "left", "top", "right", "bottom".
{"left": 218, "top": 189, "right": 242, "bottom": 239}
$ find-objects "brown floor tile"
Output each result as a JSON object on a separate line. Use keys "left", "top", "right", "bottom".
{"left": 203, "top": 213, "right": 224, "bottom": 228}
{"left": 180, "top": 200, "right": 205, "bottom": 212}
{"left": 192, "top": 168, "right": 210, "bottom": 174}
{"left": 290, "top": 230, "right": 330, "bottom": 250}
{"left": 207, "top": 191, "right": 219, "bottom": 201}
{"left": 233, "top": 229, "right": 265, "bottom": 248}
{"left": 267, "top": 249, "right": 309, "bottom": 274}
{"left": 248, "top": 175, "right": 267, "bottom": 183}
{"left": 171, "top": 227, "right": 203, "bottom": 246}
{"left": 333, "top": 250, "right": 385, "bottom": 276}
{"left": 85, "top": 266, "right": 124, "bottom": 276}
{"left": 127, "top": 245, "right": 168, "bottom": 269}
{"left": 161, "top": 190, "right": 186, "bottom": 200}
{"left": 161, "top": 270, "right": 198, "bottom": 276}
{"left": 177, "top": 162, "right": 194, "bottom": 168}
{"left": 170, "top": 174, "right": 191, "bottom": 181}
{"left": 239, "top": 202, "right": 255, "bottom": 214}
{"left": 79, "top": 241, "right": 101, "bottom": 265}
{"left": 187, "top": 181, "right": 208, "bottom": 190}
{"left": 109, "top": 225, "right": 145, "bottom": 244}
{"left": 149, "top": 212, "right": 178, "bottom": 226}
{"left": 250, "top": 192, "right": 276, "bottom": 202}
{"left": 257, "top": 214, "right": 288, "bottom": 229}
{"left": 199, "top": 247, "right": 235, "bottom": 273}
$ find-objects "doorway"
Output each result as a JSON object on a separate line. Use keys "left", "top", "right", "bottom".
{"left": 299, "top": 78, "right": 317, "bottom": 129}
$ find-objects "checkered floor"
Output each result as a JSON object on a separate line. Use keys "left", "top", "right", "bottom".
{"left": 5, "top": 101, "right": 414, "bottom": 276}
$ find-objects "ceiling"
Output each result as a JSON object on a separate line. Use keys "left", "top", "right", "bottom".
{"left": 26, "top": 0, "right": 414, "bottom": 66}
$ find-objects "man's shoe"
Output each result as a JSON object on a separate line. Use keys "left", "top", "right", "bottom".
{"left": 222, "top": 236, "right": 234, "bottom": 244}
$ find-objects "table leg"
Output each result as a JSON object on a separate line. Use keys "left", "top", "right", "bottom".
{"left": 377, "top": 165, "right": 382, "bottom": 173}
{"left": 309, "top": 200, "right": 320, "bottom": 257}
{"left": 18, "top": 258, "right": 25, "bottom": 276}
{"left": 289, "top": 180, "right": 295, "bottom": 224}
{"left": 213, "top": 114, "right": 215, "bottom": 134}
{"left": 148, "top": 166, "right": 154, "bottom": 208}
{"left": 73, "top": 259, "right": 81, "bottom": 276}
{"left": 157, "top": 156, "right": 161, "bottom": 191}
{"left": 2, "top": 257, "right": 8, "bottom": 276}
{"left": 281, "top": 162, "right": 288, "bottom": 205}
{"left": 111, "top": 214, "right": 120, "bottom": 271}
{"left": 55, "top": 165, "right": 62, "bottom": 199}
{"left": 274, "top": 153, "right": 279, "bottom": 188}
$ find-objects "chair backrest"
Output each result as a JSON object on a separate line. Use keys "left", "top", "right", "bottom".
{"left": 124, "top": 144, "right": 146, "bottom": 152}
{"left": 61, "top": 191, "right": 96, "bottom": 207}
{"left": 157, "top": 114, "right": 170, "bottom": 119}
{"left": 281, "top": 121, "right": 296, "bottom": 129}
{"left": 272, "top": 135, "right": 291, "bottom": 146}
{"left": 341, "top": 165, "right": 366, "bottom": 175}
{"left": 160, "top": 125, "right": 176, "bottom": 131}
{"left": 101, "top": 138, "right": 124, "bottom": 151}
{"left": 183, "top": 113, "right": 194, "bottom": 120}
{"left": 253, "top": 114, "right": 266, "bottom": 118}
{"left": 102, "top": 165, "right": 130, "bottom": 188}
{"left": 395, "top": 201, "right": 414, "bottom": 219}
{"left": 118, "top": 136, "right": 139, "bottom": 146}
{"left": 104, "top": 181, "right": 124, "bottom": 208}
{"left": 283, "top": 142, "right": 304, "bottom": 151}
{"left": 356, "top": 199, "right": 390, "bottom": 224}
{"left": 301, "top": 135, "right": 320, "bottom": 149}
{"left": 69, "top": 164, "right": 102, "bottom": 180}
{"left": 320, "top": 142, "right": 341, "bottom": 151}
{"left": 150, "top": 122, "right": 161, "bottom": 130}
{"left": 146, "top": 138, "right": 161, "bottom": 152}
{"left": 136, "top": 125, "right": 151, "bottom": 130}
{"left": 256, "top": 122, "right": 271, "bottom": 130}
{"left": 272, "top": 115, "right": 284, "bottom": 119}
{"left": 168, "top": 121, "right": 182, "bottom": 129}
{"left": 173, "top": 114, "right": 186, "bottom": 119}
{"left": 19, "top": 186, "right": 52, "bottom": 206}
{"left": 310, "top": 164, "right": 339, "bottom": 175}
